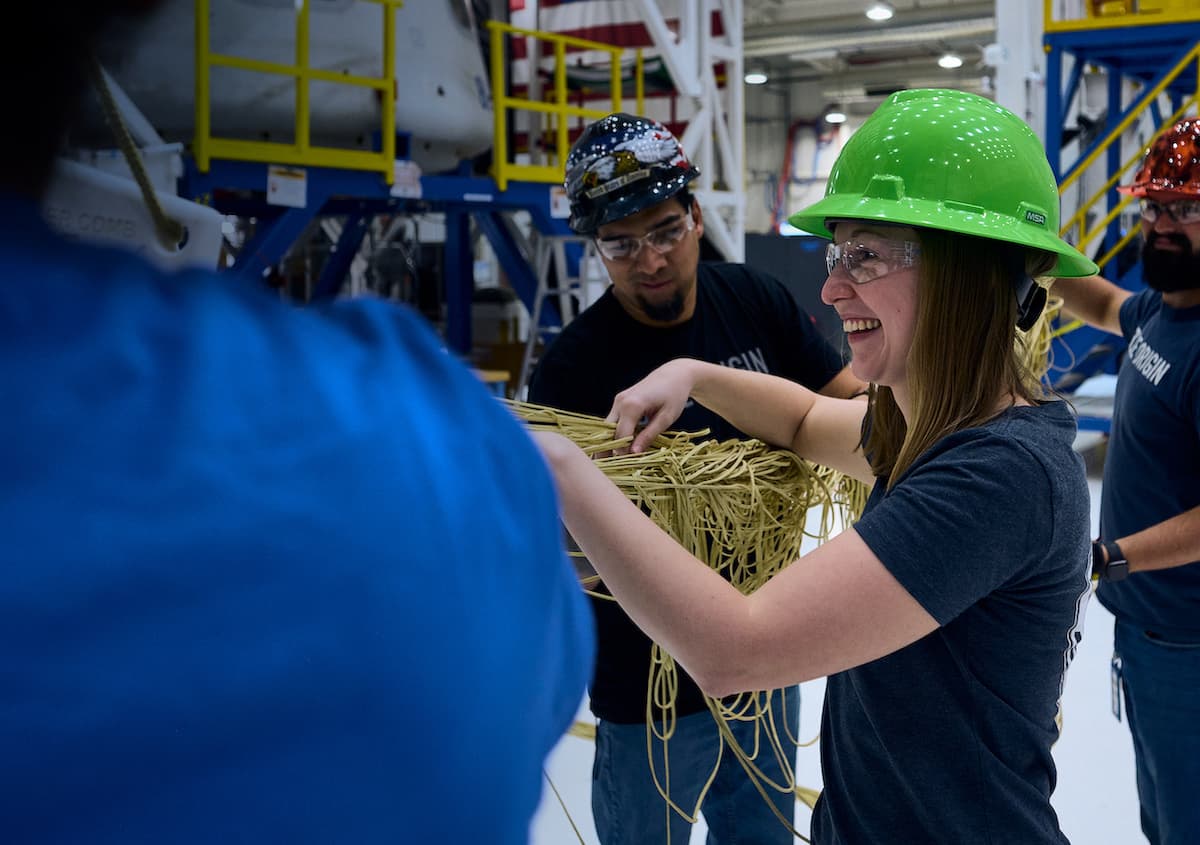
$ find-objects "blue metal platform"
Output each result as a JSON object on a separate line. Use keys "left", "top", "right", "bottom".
{"left": 181, "top": 157, "right": 574, "bottom": 356}
{"left": 1041, "top": 15, "right": 1200, "bottom": 432}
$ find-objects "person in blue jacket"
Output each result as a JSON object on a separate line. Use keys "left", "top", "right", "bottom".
{"left": 1054, "top": 118, "right": 1200, "bottom": 845}
{"left": 533, "top": 90, "right": 1098, "bottom": 844}
{"left": 0, "top": 4, "right": 593, "bottom": 843}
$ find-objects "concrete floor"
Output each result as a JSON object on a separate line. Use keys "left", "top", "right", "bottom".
{"left": 531, "top": 445, "right": 1146, "bottom": 844}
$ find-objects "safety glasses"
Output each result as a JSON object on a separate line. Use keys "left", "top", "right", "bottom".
{"left": 595, "top": 213, "right": 695, "bottom": 261}
{"left": 825, "top": 239, "right": 921, "bottom": 284}
{"left": 1140, "top": 198, "right": 1200, "bottom": 225}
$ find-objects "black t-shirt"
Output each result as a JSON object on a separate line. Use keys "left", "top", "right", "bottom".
{"left": 528, "top": 261, "right": 846, "bottom": 722}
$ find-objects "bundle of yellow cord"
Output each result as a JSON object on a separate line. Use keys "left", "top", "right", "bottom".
{"left": 506, "top": 399, "right": 867, "bottom": 842}
{"left": 509, "top": 294, "right": 1058, "bottom": 842}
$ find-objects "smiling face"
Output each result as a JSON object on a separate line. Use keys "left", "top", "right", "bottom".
{"left": 595, "top": 196, "right": 704, "bottom": 327}
{"left": 821, "top": 221, "right": 921, "bottom": 396}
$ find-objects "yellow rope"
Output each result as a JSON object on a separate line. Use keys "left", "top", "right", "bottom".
{"left": 507, "top": 399, "right": 869, "bottom": 843}
{"left": 542, "top": 768, "right": 588, "bottom": 845}
{"left": 567, "top": 720, "right": 596, "bottom": 741}
{"left": 1027, "top": 291, "right": 1096, "bottom": 388}
{"left": 1024, "top": 291, "right": 1068, "bottom": 382}
{"left": 87, "top": 54, "right": 186, "bottom": 252}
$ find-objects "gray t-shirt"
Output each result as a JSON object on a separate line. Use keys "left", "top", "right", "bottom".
{"left": 812, "top": 401, "right": 1091, "bottom": 844}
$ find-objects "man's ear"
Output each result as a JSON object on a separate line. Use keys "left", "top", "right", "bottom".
{"left": 692, "top": 199, "right": 704, "bottom": 238}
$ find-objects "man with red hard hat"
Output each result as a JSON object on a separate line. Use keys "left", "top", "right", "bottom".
{"left": 1055, "top": 119, "right": 1200, "bottom": 845}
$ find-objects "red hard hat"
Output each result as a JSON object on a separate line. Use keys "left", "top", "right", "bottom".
{"left": 1120, "top": 118, "right": 1200, "bottom": 199}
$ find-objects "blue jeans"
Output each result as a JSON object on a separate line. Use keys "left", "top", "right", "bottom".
{"left": 1114, "top": 618, "right": 1200, "bottom": 845}
{"left": 592, "top": 688, "right": 800, "bottom": 845}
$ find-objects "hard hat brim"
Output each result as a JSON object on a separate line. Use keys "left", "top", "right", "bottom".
{"left": 788, "top": 194, "right": 1099, "bottom": 279}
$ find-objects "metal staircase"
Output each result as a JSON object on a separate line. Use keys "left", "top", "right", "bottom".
{"left": 1043, "top": 0, "right": 1200, "bottom": 430}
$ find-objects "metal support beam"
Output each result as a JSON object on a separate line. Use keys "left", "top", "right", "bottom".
{"left": 232, "top": 208, "right": 314, "bottom": 282}
{"left": 1045, "top": 46, "right": 1065, "bottom": 182}
{"left": 182, "top": 157, "right": 576, "bottom": 352}
{"left": 444, "top": 210, "right": 473, "bottom": 355}
{"left": 473, "top": 210, "right": 561, "bottom": 329}
{"left": 633, "top": 0, "right": 744, "bottom": 262}
{"left": 311, "top": 213, "right": 369, "bottom": 300}
{"left": 1104, "top": 71, "right": 1124, "bottom": 256}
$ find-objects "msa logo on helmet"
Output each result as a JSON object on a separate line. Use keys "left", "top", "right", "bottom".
{"left": 1024, "top": 209, "right": 1047, "bottom": 227}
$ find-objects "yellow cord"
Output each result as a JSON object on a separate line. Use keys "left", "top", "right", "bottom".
{"left": 87, "top": 55, "right": 186, "bottom": 252}
{"left": 506, "top": 399, "right": 870, "bottom": 843}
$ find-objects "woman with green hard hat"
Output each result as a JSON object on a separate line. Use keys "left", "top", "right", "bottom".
{"left": 533, "top": 89, "right": 1096, "bottom": 843}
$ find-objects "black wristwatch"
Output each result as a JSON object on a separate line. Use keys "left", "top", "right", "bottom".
{"left": 1092, "top": 539, "right": 1130, "bottom": 582}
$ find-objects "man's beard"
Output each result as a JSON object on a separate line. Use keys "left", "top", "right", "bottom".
{"left": 1142, "top": 233, "right": 1200, "bottom": 293}
{"left": 637, "top": 288, "right": 687, "bottom": 323}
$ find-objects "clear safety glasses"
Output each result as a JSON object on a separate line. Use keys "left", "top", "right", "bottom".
{"left": 825, "top": 239, "right": 921, "bottom": 285}
{"left": 1140, "top": 198, "right": 1200, "bottom": 226}
{"left": 595, "top": 213, "right": 695, "bottom": 261}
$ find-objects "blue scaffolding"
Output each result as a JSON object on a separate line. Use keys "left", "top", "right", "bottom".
{"left": 1043, "top": 9, "right": 1200, "bottom": 430}
{"left": 181, "top": 157, "right": 574, "bottom": 357}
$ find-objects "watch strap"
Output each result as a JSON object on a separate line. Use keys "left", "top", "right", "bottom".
{"left": 1093, "top": 539, "right": 1130, "bottom": 582}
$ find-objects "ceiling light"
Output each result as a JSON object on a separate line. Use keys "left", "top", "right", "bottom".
{"left": 825, "top": 108, "right": 847, "bottom": 124}
{"left": 744, "top": 70, "right": 768, "bottom": 85}
{"left": 865, "top": 2, "right": 894, "bottom": 22}
{"left": 938, "top": 53, "right": 964, "bottom": 69}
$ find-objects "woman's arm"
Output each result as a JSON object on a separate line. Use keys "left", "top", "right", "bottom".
{"left": 535, "top": 432, "right": 936, "bottom": 696}
{"left": 607, "top": 358, "right": 873, "bottom": 483}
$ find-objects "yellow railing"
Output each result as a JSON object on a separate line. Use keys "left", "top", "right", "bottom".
{"left": 1059, "top": 95, "right": 1197, "bottom": 273}
{"left": 1045, "top": 0, "right": 1200, "bottom": 33}
{"left": 1058, "top": 43, "right": 1200, "bottom": 272}
{"left": 488, "top": 21, "right": 645, "bottom": 191}
{"left": 193, "top": 0, "right": 403, "bottom": 184}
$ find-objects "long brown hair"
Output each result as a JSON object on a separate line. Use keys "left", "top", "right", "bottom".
{"left": 863, "top": 228, "right": 1057, "bottom": 486}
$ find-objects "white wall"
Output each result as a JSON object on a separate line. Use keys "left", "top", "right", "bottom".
{"left": 743, "top": 80, "right": 864, "bottom": 234}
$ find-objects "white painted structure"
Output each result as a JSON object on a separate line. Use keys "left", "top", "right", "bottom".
{"left": 93, "top": 0, "right": 493, "bottom": 175}
{"left": 511, "top": 1, "right": 747, "bottom": 261}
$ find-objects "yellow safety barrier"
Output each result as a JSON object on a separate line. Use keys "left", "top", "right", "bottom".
{"left": 193, "top": 0, "right": 403, "bottom": 184}
{"left": 1045, "top": 0, "right": 1200, "bottom": 33}
{"left": 488, "top": 21, "right": 645, "bottom": 191}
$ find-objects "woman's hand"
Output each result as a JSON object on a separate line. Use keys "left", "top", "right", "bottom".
{"left": 606, "top": 359, "right": 699, "bottom": 453}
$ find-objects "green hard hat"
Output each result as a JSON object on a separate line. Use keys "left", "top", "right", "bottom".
{"left": 788, "top": 89, "right": 1098, "bottom": 278}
